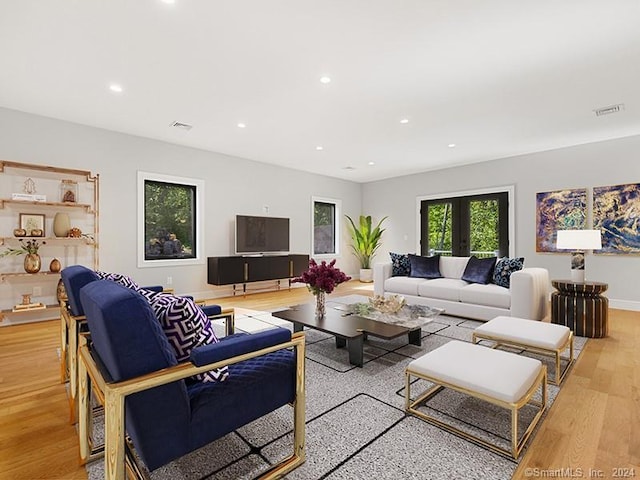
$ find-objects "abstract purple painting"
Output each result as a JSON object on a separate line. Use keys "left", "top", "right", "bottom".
{"left": 593, "top": 182, "right": 640, "bottom": 254}
{"left": 536, "top": 188, "right": 587, "bottom": 252}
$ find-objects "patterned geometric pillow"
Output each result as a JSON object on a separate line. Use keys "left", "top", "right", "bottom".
{"left": 96, "top": 271, "right": 140, "bottom": 290}
{"left": 389, "top": 252, "right": 410, "bottom": 276}
{"left": 137, "top": 288, "right": 228, "bottom": 383}
{"left": 492, "top": 257, "right": 525, "bottom": 288}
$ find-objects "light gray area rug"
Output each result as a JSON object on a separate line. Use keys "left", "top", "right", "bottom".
{"left": 87, "top": 297, "right": 587, "bottom": 480}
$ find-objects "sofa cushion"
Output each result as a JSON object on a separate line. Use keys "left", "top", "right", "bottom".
{"left": 439, "top": 256, "right": 470, "bottom": 280}
{"left": 137, "top": 289, "right": 228, "bottom": 383}
{"left": 417, "top": 278, "right": 468, "bottom": 302}
{"left": 389, "top": 252, "right": 411, "bottom": 276}
{"left": 408, "top": 254, "right": 442, "bottom": 279}
{"left": 493, "top": 257, "right": 525, "bottom": 288}
{"left": 459, "top": 283, "right": 511, "bottom": 309}
{"left": 461, "top": 256, "right": 497, "bottom": 284}
{"left": 384, "top": 276, "right": 425, "bottom": 296}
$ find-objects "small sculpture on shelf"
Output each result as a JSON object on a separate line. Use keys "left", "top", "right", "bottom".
{"left": 12, "top": 292, "right": 46, "bottom": 312}
{"left": 49, "top": 258, "right": 61, "bottom": 273}
{"left": 23, "top": 177, "right": 37, "bottom": 194}
{"left": 60, "top": 179, "right": 78, "bottom": 203}
{"left": 68, "top": 227, "right": 82, "bottom": 238}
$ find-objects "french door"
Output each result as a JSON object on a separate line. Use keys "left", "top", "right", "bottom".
{"left": 420, "top": 192, "right": 509, "bottom": 257}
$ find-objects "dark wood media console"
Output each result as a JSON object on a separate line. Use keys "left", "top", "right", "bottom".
{"left": 207, "top": 254, "right": 310, "bottom": 295}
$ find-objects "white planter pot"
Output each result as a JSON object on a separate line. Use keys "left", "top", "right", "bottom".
{"left": 359, "top": 268, "right": 373, "bottom": 283}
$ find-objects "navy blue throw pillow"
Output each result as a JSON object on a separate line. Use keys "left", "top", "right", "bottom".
{"left": 492, "top": 257, "right": 525, "bottom": 288}
{"left": 389, "top": 252, "right": 411, "bottom": 276}
{"left": 461, "top": 256, "right": 497, "bottom": 284}
{"left": 408, "top": 254, "right": 442, "bottom": 279}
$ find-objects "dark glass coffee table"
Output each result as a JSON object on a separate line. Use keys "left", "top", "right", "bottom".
{"left": 272, "top": 302, "right": 443, "bottom": 367}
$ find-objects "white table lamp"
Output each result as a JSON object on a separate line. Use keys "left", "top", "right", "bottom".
{"left": 556, "top": 229, "right": 602, "bottom": 283}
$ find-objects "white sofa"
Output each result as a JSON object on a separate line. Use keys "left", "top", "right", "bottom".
{"left": 374, "top": 256, "right": 549, "bottom": 321}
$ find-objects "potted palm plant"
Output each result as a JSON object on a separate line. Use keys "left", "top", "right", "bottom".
{"left": 345, "top": 214, "right": 387, "bottom": 282}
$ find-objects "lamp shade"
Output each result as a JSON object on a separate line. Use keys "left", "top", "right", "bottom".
{"left": 556, "top": 230, "right": 602, "bottom": 250}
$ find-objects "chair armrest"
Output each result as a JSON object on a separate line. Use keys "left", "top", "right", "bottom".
{"left": 200, "top": 304, "right": 222, "bottom": 316}
{"left": 510, "top": 267, "right": 550, "bottom": 320}
{"left": 191, "top": 328, "right": 291, "bottom": 366}
{"left": 79, "top": 330, "right": 304, "bottom": 399}
{"left": 374, "top": 262, "right": 393, "bottom": 296}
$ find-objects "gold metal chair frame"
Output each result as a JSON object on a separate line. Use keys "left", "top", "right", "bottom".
{"left": 471, "top": 330, "right": 574, "bottom": 386}
{"left": 405, "top": 365, "right": 547, "bottom": 459}
{"left": 78, "top": 331, "right": 306, "bottom": 480}
{"left": 60, "top": 299, "right": 235, "bottom": 423}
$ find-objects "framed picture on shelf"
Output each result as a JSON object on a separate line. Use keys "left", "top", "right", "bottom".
{"left": 19, "top": 213, "right": 45, "bottom": 237}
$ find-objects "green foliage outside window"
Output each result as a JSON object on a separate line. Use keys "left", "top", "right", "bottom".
{"left": 427, "top": 200, "right": 499, "bottom": 257}
{"left": 469, "top": 200, "right": 499, "bottom": 257}
{"left": 314, "top": 201, "right": 336, "bottom": 254}
{"left": 144, "top": 180, "right": 196, "bottom": 259}
{"left": 427, "top": 203, "right": 452, "bottom": 254}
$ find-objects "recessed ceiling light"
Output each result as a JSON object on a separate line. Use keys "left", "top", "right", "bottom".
{"left": 400, "top": 118, "right": 409, "bottom": 124}
{"left": 320, "top": 76, "right": 331, "bottom": 84}
{"left": 315, "top": 146, "right": 323, "bottom": 151}
{"left": 237, "top": 123, "right": 246, "bottom": 128}
{"left": 368, "top": 161, "right": 375, "bottom": 166}
{"left": 109, "top": 84, "right": 123, "bottom": 93}
{"left": 160, "top": 0, "right": 175, "bottom": 4}
{"left": 448, "top": 143, "right": 456, "bottom": 148}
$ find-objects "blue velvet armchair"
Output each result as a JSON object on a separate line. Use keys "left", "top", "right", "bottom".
{"left": 77, "top": 280, "right": 306, "bottom": 479}
{"left": 60, "top": 265, "right": 233, "bottom": 424}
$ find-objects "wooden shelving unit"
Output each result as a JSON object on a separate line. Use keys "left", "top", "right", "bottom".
{"left": 0, "top": 160, "right": 99, "bottom": 325}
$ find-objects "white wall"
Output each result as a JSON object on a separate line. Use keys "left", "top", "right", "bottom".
{"left": 2, "top": 106, "right": 639, "bottom": 311}
{"left": 0, "top": 107, "right": 362, "bottom": 302}
{"left": 363, "top": 136, "right": 640, "bottom": 311}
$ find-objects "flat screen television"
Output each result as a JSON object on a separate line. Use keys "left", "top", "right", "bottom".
{"left": 235, "top": 215, "right": 290, "bottom": 255}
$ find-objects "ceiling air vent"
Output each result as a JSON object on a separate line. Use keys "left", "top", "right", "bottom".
{"left": 170, "top": 121, "right": 193, "bottom": 131}
{"left": 593, "top": 104, "right": 624, "bottom": 117}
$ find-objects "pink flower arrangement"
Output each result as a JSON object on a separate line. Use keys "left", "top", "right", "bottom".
{"left": 292, "top": 259, "right": 351, "bottom": 294}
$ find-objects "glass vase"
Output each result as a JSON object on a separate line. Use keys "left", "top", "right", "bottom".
{"left": 24, "top": 253, "right": 41, "bottom": 274}
{"left": 315, "top": 290, "right": 326, "bottom": 318}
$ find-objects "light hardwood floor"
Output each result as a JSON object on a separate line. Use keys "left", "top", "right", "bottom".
{"left": 0, "top": 281, "right": 637, "bottom": 479}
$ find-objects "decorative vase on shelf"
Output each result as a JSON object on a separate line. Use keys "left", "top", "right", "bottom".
{"left": 49, "top": 258, "right": 61, "bottom": 273}
{"left": 53, "top": 212, "right": 71, "bottom": 237}
{"left": 24, "top": 253, "right": 41, "bottom": 274}
{"left": 315, "top": 291, "right": 326, "bottom": 318}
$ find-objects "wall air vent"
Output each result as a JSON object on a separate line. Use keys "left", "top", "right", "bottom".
{"left": 593, "top": 104, "right": 624, "bottom": 117}
{"left": 170, "top": 121, "right": 193, "bottom": 130}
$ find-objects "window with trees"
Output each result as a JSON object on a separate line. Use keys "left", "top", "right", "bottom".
{"left": 137, "top": 172, "right": 204, "bottom": 267}
{"left": 420, "top": 191, "right": 511, "bottom": 258}
{"left": 312, "top": 197, "right": 340, "bottom": 256}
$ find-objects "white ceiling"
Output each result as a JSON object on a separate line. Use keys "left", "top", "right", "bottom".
{"left": 1, "top": 1, "right": 639, "bottom": 183}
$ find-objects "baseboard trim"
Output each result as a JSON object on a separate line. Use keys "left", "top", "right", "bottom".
{"left": 609, "top": 299, "right": 640, "bottom": 312}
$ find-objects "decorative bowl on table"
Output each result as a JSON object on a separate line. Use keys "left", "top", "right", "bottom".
{"left": 369, "top": 294, "right": 406, "bottom": 313}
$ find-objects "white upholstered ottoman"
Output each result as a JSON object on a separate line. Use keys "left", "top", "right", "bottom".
{"left": 405, "top": 340, "right": 546, "bottom": 459}
{"left": 472, "top": 316, "right": 573, "bottom": 385}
